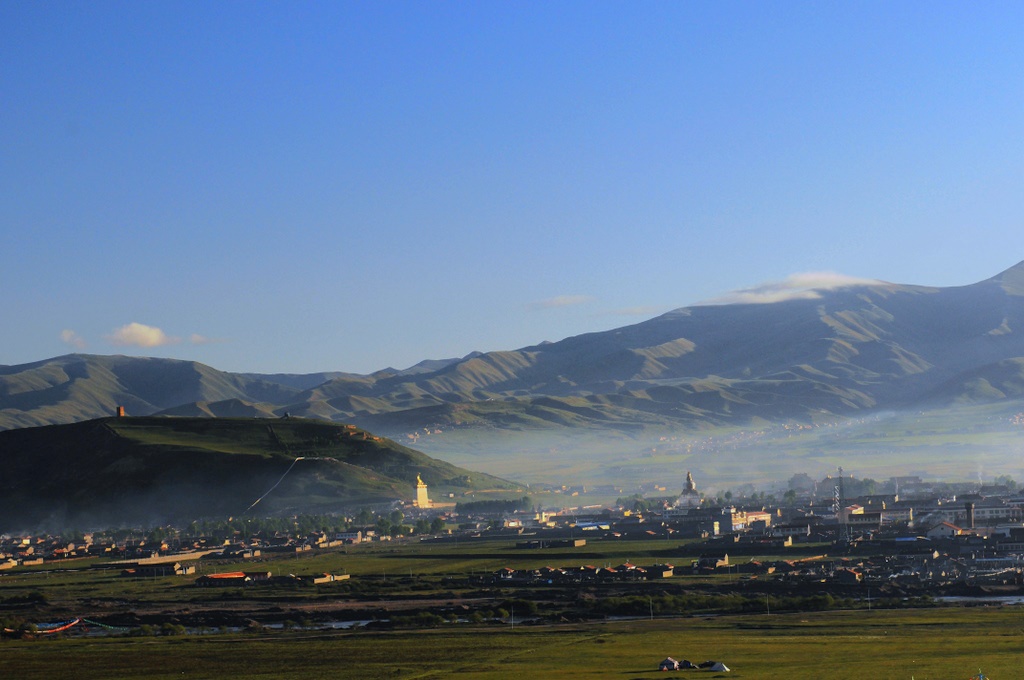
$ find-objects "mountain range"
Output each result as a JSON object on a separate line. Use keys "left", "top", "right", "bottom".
{"left": 5, "top": 262, "right": 1024, "bottom": 439}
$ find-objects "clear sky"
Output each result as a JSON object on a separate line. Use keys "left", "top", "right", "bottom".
{"left": 3, "top": 2, "right": 1024, "bottom": 374}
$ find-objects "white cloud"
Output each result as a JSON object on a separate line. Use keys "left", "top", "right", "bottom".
{"left": 60, "top": 329, "right": 87, "bottom": 349}
{"left": 529, "top": 295, "right": 594, "bottom": 310}
{"left": 106, "top": 322, "right": 180, "bottom": 348}
{"left": 698, "top": 272, "right": 884, "bottom": 305}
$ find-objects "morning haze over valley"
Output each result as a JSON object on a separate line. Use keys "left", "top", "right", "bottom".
{"left": 4, "top": 4, "right": 1024, "bottom": 678}
{"left": 5, "top": 260, "right": 1024, "bottom": 529}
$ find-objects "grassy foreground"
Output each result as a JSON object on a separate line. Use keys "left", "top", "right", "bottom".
{"left": 3, "top": 607, "right": 1020, "bottom": 679}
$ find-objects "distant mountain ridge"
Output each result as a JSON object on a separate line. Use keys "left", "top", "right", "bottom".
{"left": 5, "top": 262, "right": 1024, "bottom": 435}
{"left": 0, "top": 354, "right": 300, "bottom": 430}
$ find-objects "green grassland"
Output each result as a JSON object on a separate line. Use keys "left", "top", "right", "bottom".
{"left": 2, "top": 608, "right": 1021, "bottom": 679}
{"left": 1, "top": 538, "right": 761, "bottom": 606}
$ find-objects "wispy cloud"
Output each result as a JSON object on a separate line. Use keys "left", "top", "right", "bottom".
{"left": 604, "top": 306, "right": 666, "bottom": 317}
{"left": 60, "top": 329, "right": 87, "bottom": 349}
{"left": 528, "top": 295, "right": 594, "bottom": 310}
{"left": 189, "top": 333, "right": 227, "bottom": 345}
{"left": 698, "top": 272, "right": 883, "bottom": 305}
{"left": 106, "top": 322, "right": 181, "bottom": 348}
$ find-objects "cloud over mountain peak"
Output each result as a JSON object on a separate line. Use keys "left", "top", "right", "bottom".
{"left": 698, "top": 271, "right": 884, "bottom": 305}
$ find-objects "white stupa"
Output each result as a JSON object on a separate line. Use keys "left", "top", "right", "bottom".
{"left": 674, "top": 471, "right": 702, "bottom": 509}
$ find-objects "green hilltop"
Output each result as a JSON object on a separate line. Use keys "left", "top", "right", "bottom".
{"left": 0, "top": 416, "right": 516, "bottom": 532}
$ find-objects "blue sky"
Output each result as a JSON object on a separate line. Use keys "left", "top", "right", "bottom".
{"left": 3, "top": 2, "right": 1024, "bottom": 374}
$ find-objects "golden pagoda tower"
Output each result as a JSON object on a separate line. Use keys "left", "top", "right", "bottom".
{"left": 415, "top": 474, "right": 431, "bottom": 509}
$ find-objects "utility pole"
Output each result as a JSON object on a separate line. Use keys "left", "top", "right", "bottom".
{"left": 834, "top": 466, "right": 848, "bottom": 542}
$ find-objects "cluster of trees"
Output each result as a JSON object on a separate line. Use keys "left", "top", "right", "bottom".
{"left": 350, "top": 591, "right": 940, "bottom": 630}
{"left": 454, "top": 497, "right": 531, "bottom": 515}
{"left": 183, "top": 514, "right": 354, "bottom": 541}
{"left": 784, "top": 472, "right": 1023, "bottom": 498}
{"left": 994, "top": 475, "right": 1018, "bottom": 491}
{"left": 128, "top": 623, "right": 187, "bottom": 637}
{"left": 587, "top": 592, "right": 931, "bottom": 617}
{"left": 710, "top": 490, "right": 779, "bottom": 506}
{"left": 386, "top": 599, "right": 538, "bottom": 629}
{"left": 616, "top": 494, "right": 670, "bottom": 512}
{"left": 0, "top": 618, "right": 38, "bottom": 638}
{"left": 369, "top": 510, "right": 445, "bottom": 538}
{"left": 60, "top": 508, "right": 453, "bottom": 546}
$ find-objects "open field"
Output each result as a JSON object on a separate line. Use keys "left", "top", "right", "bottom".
{"left": 2, "top": 607, "right": 1021, "bottom": 679}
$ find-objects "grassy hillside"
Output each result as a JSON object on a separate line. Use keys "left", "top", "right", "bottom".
{"left": 0, "top": 416, "right": 517, "bottom": 531}
{"left": 154, "top": 398, "right": 280, "bottom": 419}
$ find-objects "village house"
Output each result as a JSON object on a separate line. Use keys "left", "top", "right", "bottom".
{"left": 195, "top": 571, "right": 250, "bottom": 587}
{"left": 772, "top": 523, "right": 812, "bottom": 538}
{"left": 121, "top": 562, "right": 195, "bottom": 578}
{"left": 334, "top": 531, "right": 363, "bottom": 544}
{"left": 195, "top": 570, "right": 271, "bottom": 587}
{"left": 927, "top": 522, "right": 963, "bottom": 540}
{"left": 646, "top": 564, "right": 675, "bottom": 579}
{"left": 304, "top": 573, "right": 351, "bottom": 585}
{"left": 833, "top": 567, "right": 863, "bottom": 585}
{"left": 695, "top": 553, "right": 729, "bottom": 571}
{"left": 223, "top": 545, "right": 261, "bottom": 559}
{"left": 919, "top": 499, "right": 1021, "bottom": 528}
{"left": 846, "top": 512, "right": 883, "bottom": 531}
